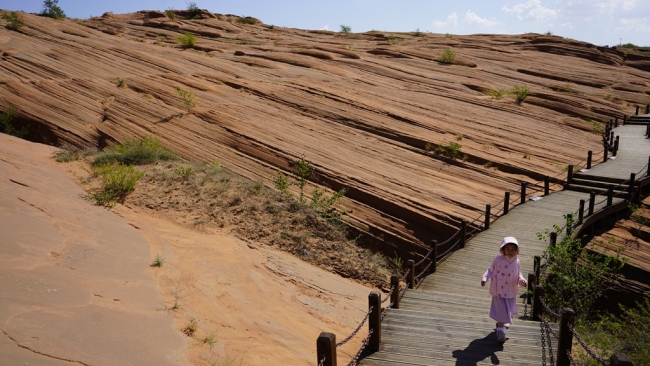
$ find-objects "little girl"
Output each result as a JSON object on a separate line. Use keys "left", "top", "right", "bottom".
{"left": 480, "top": 236, "right": 527, "bottom": 343}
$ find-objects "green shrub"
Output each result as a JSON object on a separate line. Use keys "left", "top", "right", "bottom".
{"left": 536, "top": 215, "right": 626, "bottom": 318}
{"left": 165, "top": 8, "right": 175, "bottom": 21}
{"left": 439, "top": 47, "right": 455, "bottom": 63}
{"left": 489, "top": 88, "right": 507, "bottom": 99}
{"left": 340, "top": 25, "right": 351, "bottom": 35}
{"left": 177, "top": 32, "right": 197, "bottom": 48}
{"left": 413, "top": 28, "right": 422, "bottom": 37}
{"left": 175, "top": 86, "right": 197, "bottom": 113}
{"left": 272, "top": 170, "right": 291, "bottom": 196}
{"left": 585, "top": 119, "right": 606, "bottom": 135}
{"left": 175, "top": 166, "right": 194, "bottom": 180}
{"left": 186, "top": 2, "right": 201, "bottom": 19}
{"left": 426, "top": 141, "right": 463, "bottom": 159}
{"left": 236, "top": 16, "right": 256, "bottom": 25}
{"left": 310, "top": 187, "right": 350, "bottom": 228}
{"left": 2, "top": 11, "right": 25, "bottom": 30}
{"left": 509, "top": 85, "right": 530, "bottom": 104}
{"left": 93, "top": 135, "right": 177, "bottom": 166}
{"left": 92, "top": 163, "right": 144, "bottom": 205}
{"left": 39, "top": 0, "right": 66, "bottom": 19}
{"left": 444, "top": 33, "right": 453, "bottom": 38}
{"left": 0, "top": 108, "right": 29, "bottom": 138}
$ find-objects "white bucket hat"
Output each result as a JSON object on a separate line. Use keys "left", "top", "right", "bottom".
{"left": 500, "top": 236, "right": 519, "bottom": 249}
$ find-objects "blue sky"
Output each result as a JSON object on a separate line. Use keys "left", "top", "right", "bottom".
{"left": 2, "top": 0, "right": 649, "bottom": 46}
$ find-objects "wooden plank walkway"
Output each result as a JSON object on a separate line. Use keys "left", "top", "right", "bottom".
{"left": 359, "top": 125, "right": 649, "bottom": 366}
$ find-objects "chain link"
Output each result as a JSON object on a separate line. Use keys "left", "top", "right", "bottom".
{"left": 345, "top": 329, "right": 373, "bottom": 366}
{"left": 319, "top": 353, "right": 326, "bottom": 366}
{"left": 415, "top": 259, "right": 433, "bottom": 281}
{"left": 381, "top": 303, "right": 393, "bottom": 321}
{"left": 382, "top": 285, "right": 395, "bottom": 304}
{"left": 540, "top": 320, "right": 547, "bottom": 366}
{"left": 540, "top": 315, "right": 556, "bottom": 366}
{"left": 567, "top": 323, "right": 608, "bottom": 366}
{"left": 539, "top": 298, "right": 559, "bottom": 319}
{"left": 567, "top": 349, "right": 578, "bottom": 366}
{"left": 336, "top": 306, "right": 373, "bottom": 347}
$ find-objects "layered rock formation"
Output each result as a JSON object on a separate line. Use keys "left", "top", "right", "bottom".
{"left": 1, "top": 10, "right": 649, "bottom": 259}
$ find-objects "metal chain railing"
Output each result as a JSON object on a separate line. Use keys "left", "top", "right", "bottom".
{"left": 382, "top": 285, "right": 395, "bottom": 304}
{"left": 336, "top": 306, "right": 373, "bottom": 347}
{"left": 567, "top": 322, "right": 608, "bottom": 366}
{"left": 540, "top": 314, "right": 556, "bottom": 366}
{"left": 345, "top": 329, "right": 373, "bottom": 366}
{"left": 319, "top": 353, "right": 326, "bottom": 366}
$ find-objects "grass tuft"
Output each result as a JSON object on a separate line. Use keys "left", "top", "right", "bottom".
{"left": 151, "top": 253, "right": 165, "bottom": 267}
{"left": 177, "top": 32, "right": 197, "bottom": 48}
{"left": 236, "top": 16, "right": 256, "bottom": 25}
{"left": 93, "top": 135, "right": 177, "bottom": 166}
{"left": 91, "top": 163, "right": 144, "bottom": 205}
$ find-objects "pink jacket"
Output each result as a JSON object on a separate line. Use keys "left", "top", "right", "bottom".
{"left": 482, "top": 255, "right": 526, "bottom": 299}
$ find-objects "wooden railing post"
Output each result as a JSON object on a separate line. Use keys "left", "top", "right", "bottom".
{"left": 623, "top": 115, "right": 627, "bottom": 125}
{"left": 534, "top": 256, "right": 541, "bottom": 282}
{"left": 588, "top": 191, "right": 596, "bottom": 216}
{"left": 460, "top": 220, "right": 467, "bottom": 249}
{"left": 368, "top": 292, "right": 381, "bottom": 351}
{"left": 390, "top": 275, "right": 400, "bottom": 309}
{"left": 610, "top": 354, "right": 635, "bottom": 365}
{"left": 557, "top": 308, "right": 576, "bottom": 366}
{"left": 317, "top": 332, "right": 337, "bottom": 366}
{"left": 604, "top": 143, "right": 609, "bottom": 162}
{"left": 610, "top": 131, "right": 615, "bottom": 144}
{"left": 544, "top": 176, "right": 550, "bottom": 196}
{"left": 484, "top": 204, "right": 491, "bottom": 230}
{"left": 646, "top": 104, "right": 650, "bottom": 114}
{"left": 431, "top": 240, "right": 437, "bottom": 273}
{"left": 521, "top": 182, "right": 526, "bottom": 204}
{"left": 587, "top": 151, "right": 592, "bottom": 169}
{"left": 407, "top": 260, "right": 415, "bottom": 289}
{"left": 628, "top": 173, "right": 636, "bottom": 200}
{"left": 607, "top": 186, "right": 614, "bottom": 206}
{"left": 647, "top": 156, "right": 650, "bottom": 177}
{"left": 550, "top": 232, "right": 557, "bottom": 247}
{"left": 532, "top": 285, "right": 544, "bottom": 321}
{"left": 646, "top": 124, "right": 650, "bottom": 138}
{"left": 567, "top": 165, "right": 573, "bottom": 185}
{"left": 504, "top": 191, "right": 510, "bottom": 215}
{"left": 615, "top": 117, "right": 619, "bottom": 126}
{"left": 614, "top": 136, "right": 619, "bottom": 156}
{"left": 578, "top": 199, "right": 585, "bottom": 225}
{"left": 527, "top": 273, "right": 536, "bottom": 305}
{"left": 636, "top": 105, "right": 639, "bottom": 115}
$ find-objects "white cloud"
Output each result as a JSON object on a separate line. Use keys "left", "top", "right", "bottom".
{"left": 432, "top": 12, "right": 458, "bottom": 28}
{"left": 560, "top": 22, "right": 576, "bottom": 29}
{"left": 556, "top": 0, "right": 637, "bottom": 15}
{"left": 321, "top": 25, "right": 329, "bottom": 31}
{"left": 615, "top": 17, "right": 650, "bottom": 32}
{"left": 464, "top": 10, "right": 499, "bottom": 26}
{"left": 502, "top": 0, "right": 560, "bottom": 20}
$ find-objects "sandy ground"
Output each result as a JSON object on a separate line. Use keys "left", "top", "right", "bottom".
{"left": 0, "top": 133, "right": 375, "bottom": 365}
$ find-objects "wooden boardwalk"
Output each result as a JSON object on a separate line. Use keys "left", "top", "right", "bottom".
{"left": 359, "top": 125, "right": 649, "bottom": 366}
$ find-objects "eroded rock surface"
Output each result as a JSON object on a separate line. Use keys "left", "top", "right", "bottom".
{"left": 1, "top": 11, "right": 649, "bottom": 258}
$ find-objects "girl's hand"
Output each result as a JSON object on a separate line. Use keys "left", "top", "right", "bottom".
{"left": 481, "top": 280, "right": 486, "bottom": 287}
{"left": 519, "top": 279, "right": 528, "bottom": 287}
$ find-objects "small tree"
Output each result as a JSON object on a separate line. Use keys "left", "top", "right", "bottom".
{"left": 439, "top": 47, "right": 455, "bottom": 63}
{"left": 340, "top": 25, "right": 351, "bottom": 35}
{"left": 1, "top": 11, "right": 25, "bottom": 30}
{"left": 293, "top": 154, "right": 313, "bottom": 203}
{"left": 165, "top": 8, "right": 175, "bottom": 21}
{"left": 175, "top": 87, "right": 197, "bottom": 113}
{"left": 40, "top": 0, "right": 66, "bottom": 19}
{"left": 186, "top": 2, "right": 201, "bottom": 19}
{"left": 536, "top": 214, "right": 627, "bottom": 319}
